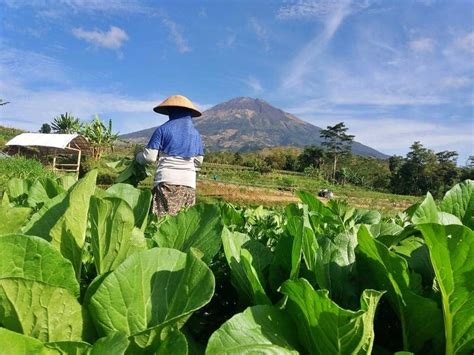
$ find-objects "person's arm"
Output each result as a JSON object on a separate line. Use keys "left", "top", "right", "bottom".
{"left": 136, "top": 127, "right": 162, "bottom": 165}
{"left": 194, "top": 155, "right": 204, "bottom": 170}
{"left": 136, "top": 148, "right": 159, "bottom": 165}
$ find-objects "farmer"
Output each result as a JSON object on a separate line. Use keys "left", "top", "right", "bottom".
{"left": 136, "top": 95, "right": 204, "bottom": 217}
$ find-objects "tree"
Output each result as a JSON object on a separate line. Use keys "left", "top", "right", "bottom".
{"left": 82, "top": 114, "right": 119, "bottom": 160}
{"left": 320, "top": 122, "right": 354, "bottom": 182}
{"left": 51, "top": 113, "right": 82, "bottom": 133}
{"left": 39, "top": 123, "right": 51, "bottom": 133}
{"left": 297, "top": 145, "right": 326, "bottom": 171}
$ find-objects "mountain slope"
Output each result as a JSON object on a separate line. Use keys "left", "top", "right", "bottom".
{"left": 120, "top": 97, "right": 388, "bottom": 158}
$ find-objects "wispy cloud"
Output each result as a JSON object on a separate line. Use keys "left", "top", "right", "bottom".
{"left": 441, "top": 76, "right": 471, "bottom": 89}
{"left": 240, "top": 76, "right": 263, "bottom": 93}
{"left": 72, "top": 26, "right": 128, "bottom": 50}
{"left": 280, "top": 0, "right": 360, "bottom": 89}
{"left": 409, "top": 37, "right": 435, "bottom": 53}
{"left": 3, "top": 0, "right": 150, "bottom": 16}
{"left": 218, "top": 31, "right": 237, "bottom": 49}
{"left": 454, "top": 31, "right": 474, "bottom": 53}
{"left": 249, "top": 18, "right": 270, "bottom": 51}
{"left": 161, "top": 18, "right": 191, "bottom": 53}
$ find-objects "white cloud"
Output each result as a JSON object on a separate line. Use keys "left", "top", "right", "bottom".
{"left": 249, "top": 18, "right": 269, "bottom": 51}
{"left": 409, "top": 38, "right": 435, "bottom": 53}
{"left": 441, "top": 76, "right": 471, "bottom": 89}
{"left": 454, "top": 32, "right": 474, "bottom": 53}
{"left": 72, "top": 26, "right": 128, "bottom": 50}
{"left": 0, "top": 45, "right": 211, "bottom": 134}
{"left": 161, "top": 18, "right": 191, "bottom": 53}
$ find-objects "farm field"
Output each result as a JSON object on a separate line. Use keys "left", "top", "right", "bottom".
{"left": 0, "top": 169, "right": 472, "bottom": 354}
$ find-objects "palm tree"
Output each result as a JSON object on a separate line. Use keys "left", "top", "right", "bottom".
{"left": 51, "top": 113, "right": 82, "bottom": 133}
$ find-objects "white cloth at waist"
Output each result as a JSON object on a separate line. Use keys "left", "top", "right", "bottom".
{"left": 136, "top": 148, "right": 203, "bottom": 189}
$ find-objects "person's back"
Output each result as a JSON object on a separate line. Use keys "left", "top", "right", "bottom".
{"left": 136, "top": 95, "right": 204, "bottom": 217}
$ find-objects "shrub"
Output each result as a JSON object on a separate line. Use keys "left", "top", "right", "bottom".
{"left": 0, "top": 156, "right": 54, "bottom": 191}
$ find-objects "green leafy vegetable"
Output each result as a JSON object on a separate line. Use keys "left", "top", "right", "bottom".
{"left": 206, "top": 305, "right": 300, "bottom": 354}
{"left": 89, "top": 196, "right": 147, "bottom": 274}
{"left": 89, "top": 248, "right": 214, "bottom": 349}
{"left": 153, "top": 204, "right": 223, "bottom": 264}
{"left": 280, "top": 278, "right": 383, "bottom": 354}
{"left": 106, "top": 183, "right": 152, "bottom": 230}
{"left": 440, "top": 179, "right": 474, "bottom": 229}
{"left": 0, "top": 279, "right": 87, "bottom": 342}
{"left": 24, "top": 170, "right": 97, "bottom": 277}
{"left": 356, "top": 225, "right": 443, "bottom": 352}
{"left": 221, "top": 228, "right": 272, "bottom": 305}
{"left": 418, "top": 224, "right": 474, "bottom": 355}
{"left": 0, "top": 234, "right": 79, "bottom": 297}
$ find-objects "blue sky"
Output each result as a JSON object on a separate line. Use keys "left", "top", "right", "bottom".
{"left": 0, "top": 0, "right": 473, "bottom": 163}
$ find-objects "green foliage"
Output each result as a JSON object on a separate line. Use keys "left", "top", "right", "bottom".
{"left": 51, "top": 112, "right": 82, "bottom": 134}
{"left": 0, "top": 174, "right": 472, "bottom": 354}
{"left": 82, "top": 115, "right": 119, "bottom": 160}
{"left": 0, "top": 156, "right": 54, "bottom": 192}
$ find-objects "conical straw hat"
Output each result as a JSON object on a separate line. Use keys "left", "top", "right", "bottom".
{"left": 153, "top": 95, "right": 202, "bottom": 117}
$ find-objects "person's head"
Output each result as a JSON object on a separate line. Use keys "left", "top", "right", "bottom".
{"left": 153, "top": 95, "right": 202, "bottom": 118}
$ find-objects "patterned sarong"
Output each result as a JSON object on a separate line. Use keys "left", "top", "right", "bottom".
{"left": 152, "top": 183, "right": 195, "bottom": 218}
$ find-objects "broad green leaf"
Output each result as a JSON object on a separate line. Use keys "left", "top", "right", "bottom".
{"left": 314, "top": 231, "right": 359, "bottom": 308}
{"left": 437, "top": 212, "right": 463, "bottom": 225}
{"left": 391, "top": 236, "right": 434, "bottom": 287}
{"left": 418, "top": 224, "right": 474, "bottom": 355}
{"left": 221, "top": 228, "right": 271, "bottom": 305}
{"left": 106, "top": 183, "right": 152, "bottom": 229}
{"left": 27, "top": 178, "right": 64, "bottom": 208}
{"left": 89, "top": 196, "right": 147, "bottom": 274}
{"left": 440, "top": 180, "right": 474, "bottom": 229}
{"left": 89, "top": 248, "right": 214, "bottom": 347}
{"left": 7, "top": 177, "right": 30, "bottom": 200}
{"left": 286, "top": 206, "right": 318, "bottom": 273}
{"left": 353, "top": 208, "right": 381, "bottom": 225}
{"left": 0, "top": 327, "right": 47, "bottom": 354}
{"left": 268, "top": 232, "right": 295, "bottom": 292}
{"left": 0, "top": 205, "right": 31, "bottom": 234}
{"left": 58, "top": 175, "right": 77, "bottom": 190}
{"left": 44, "top": 341, "right": 91, "bottom": 354}
{"left": 412, "top": 193, "right": 438, "bottom": 224}
{"left": 153, "top": 329, "right": 188, "bottom": 355}
{"left": 0, "top": 279, "right": 86, "bottom": 342}
{"left": 206, "top": 305, "right": 300, "bottom": 354}
{"left": 356, "top": 226, "right": 443, "bottom": 352}
{"left": 90, "top": 331, "right": 129, "bottom": 355}
{"left": 280, "top": 278, "right": 383, "bottom": 355}
{"left": 153, "top": 204, "right": 223, "bottom": 264}
{"left": 0, "top": 234, "right": 79, "bottom": 297}
{"left": 297, "top": 190, "right": 330, "bottom": 217}
{"left": 369, "top": 222, "right": 404, "bottom": 239}
{"left": 24, "top": 170, "right": 97, "bottom": 277}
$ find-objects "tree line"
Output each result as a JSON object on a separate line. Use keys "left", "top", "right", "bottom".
{"left": 206, "top": 122, "right": 473, "bottom": 198}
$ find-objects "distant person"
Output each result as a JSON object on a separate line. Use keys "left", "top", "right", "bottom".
{"left": 136, "top": 95, "right": 204, "bottom": 217}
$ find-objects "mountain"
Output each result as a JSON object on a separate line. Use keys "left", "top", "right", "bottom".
{"left": 120, "top": 97, "right": 388, "bottom": 158}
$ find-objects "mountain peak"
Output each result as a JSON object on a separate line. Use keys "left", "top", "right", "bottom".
{"left": 209, "top": 96, "right": 280, "bottom": 114}
{"left": 120, "top": 97, "right": 388, "bottom": 158}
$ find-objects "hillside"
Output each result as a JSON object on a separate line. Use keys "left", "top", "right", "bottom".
{"left": 120, "top": 97, "right": 388, "bottom": 158}
{"left": 0, "top": 125, "right": 26, "bottom": 146}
